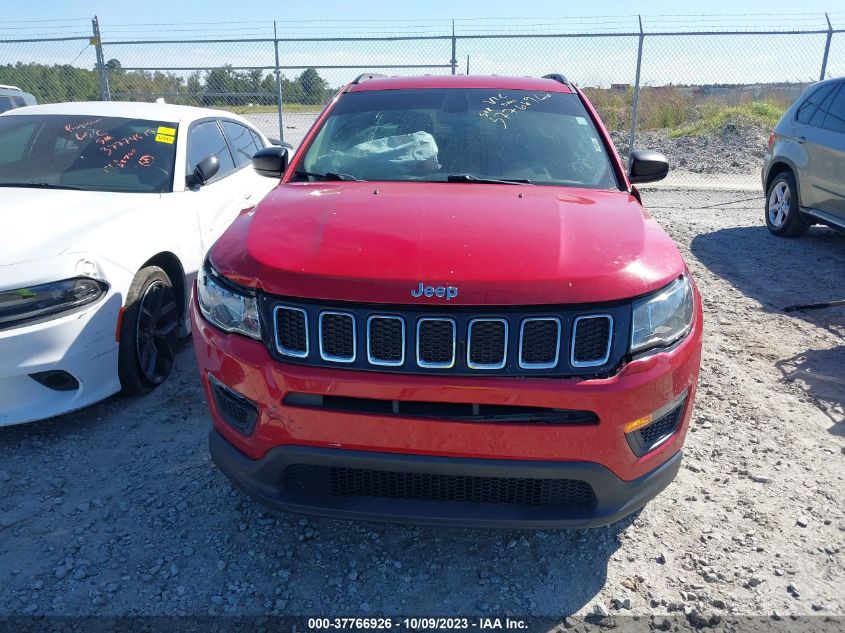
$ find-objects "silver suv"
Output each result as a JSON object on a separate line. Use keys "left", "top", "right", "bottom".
{"left": 0, "top": 85, "right": 36, "bottom": 114}
{"left": 762, "top": 77, "right": 845, "bottom": 237}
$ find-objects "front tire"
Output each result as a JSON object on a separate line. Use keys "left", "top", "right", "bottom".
{"left": 765, "top": 171, "right": 810, "bottom": 237}
{"left": 118, "top": 266, "right": 180, "bottom": 395}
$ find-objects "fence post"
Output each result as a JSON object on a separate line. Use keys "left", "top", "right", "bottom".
{"left": 91, "top": 15, "right": 110, "bottom": 101}
{"left": 450, "top": 21, "right": 457, "bottom": 75}
{"left": 628, "top": 15, "right": 644, "bottom": 158}
{"left": 820, "top": 12, "right": 833, "bottom": 81}
{"left": 274, "top": 21, "right": 285, "bottom": 143}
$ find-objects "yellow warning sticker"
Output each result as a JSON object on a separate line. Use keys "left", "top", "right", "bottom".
{"left": 157, "top": 126, "right": 176, "bottom": 136}
{"left": 155, "top": 133, "right": 175, "bottom": 144}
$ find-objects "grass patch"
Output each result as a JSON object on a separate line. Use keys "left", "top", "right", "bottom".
{"left": 669, "top": 100, "right": 785, "bottom": 138}
{"left": 583, "top": 86, "right": 788, "bottom": 138}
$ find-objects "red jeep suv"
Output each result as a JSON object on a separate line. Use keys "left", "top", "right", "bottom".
{"left": 190, "top": 74, "right": 703, "bottom": 528}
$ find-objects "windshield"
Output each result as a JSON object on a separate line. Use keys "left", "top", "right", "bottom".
{"left": 297, "top": 88, "right": 618, "bottom": 189}
{"left": 0, "top": 114, "right": 178, "bottom": 193}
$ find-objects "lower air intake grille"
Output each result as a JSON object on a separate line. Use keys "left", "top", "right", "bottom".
{"left": 282, "top": 464, "right": 596, "bottom": 509}
{"left": 572, "top": 315, "right": 612, "bottom": 366}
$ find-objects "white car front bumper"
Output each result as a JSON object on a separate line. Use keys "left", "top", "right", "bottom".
{"left": 0, "top": 256, "right": 130, "bottom": 426}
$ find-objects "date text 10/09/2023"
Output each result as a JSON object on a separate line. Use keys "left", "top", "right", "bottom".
{"left": 306, "top": 618, "right": 529, "bottom": 630}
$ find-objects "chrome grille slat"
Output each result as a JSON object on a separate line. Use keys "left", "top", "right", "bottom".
{"left": 367, "top": 315, "right": 405, "bottom": 366}
{"left": 416, "top": 318, "right": 456, "bottom": 368}
{"left": 273, "top": 305, "right": 309, "bottom": 358}
{"left": 571, "top": 315, "right": 613, "bottom": 368}
{"left": 519, "top": 317, "right": 561, "bottom": 369}
{"left": 467, "top": 318, "right": 508, "bottom": 369}
{"left": 319, "top": 311, "right": 356, "bottom": 363}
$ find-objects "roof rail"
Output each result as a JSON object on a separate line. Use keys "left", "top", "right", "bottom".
{"left": 542, "top": 73, "right": 574, "bottom": 89}
{"left": 351, "top": 73, "right": 388, "bottom": 85}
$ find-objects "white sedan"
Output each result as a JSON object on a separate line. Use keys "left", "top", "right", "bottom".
{"left": 0, "top": 101, "right": 279, "bottom": 425}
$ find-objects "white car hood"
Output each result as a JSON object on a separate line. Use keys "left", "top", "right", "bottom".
{"left": 0, "top": 187, "right": 152, "bottom": 267}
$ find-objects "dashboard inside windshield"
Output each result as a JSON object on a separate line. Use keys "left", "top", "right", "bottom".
{"left": 297, "top": 88, "right": 619, "bottom": 189}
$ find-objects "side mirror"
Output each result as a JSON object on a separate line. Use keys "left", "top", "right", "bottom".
{"left": 252, "top": 146, "right": 289, "bottom": 179}
{"left": 188, "top": 155, "right": 220, "bottom": 187}
{"left": 628, "top": 150, "right": 669, "bottom": 184}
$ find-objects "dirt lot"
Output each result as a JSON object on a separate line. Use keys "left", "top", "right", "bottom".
{"left": 0, "top": 189, "right": 843, "bottom": 626}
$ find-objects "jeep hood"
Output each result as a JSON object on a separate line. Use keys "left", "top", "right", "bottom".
{"left": 210, "top": 182, "right": 685, "bottom": 305}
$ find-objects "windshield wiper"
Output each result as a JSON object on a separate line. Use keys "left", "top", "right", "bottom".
{"left": 293, "top": 170, "right": 359, "bottom": 182}
{"left": 0, "top": 182, "right": 87, "bottom": 191}
{"left": 446, "top": 174, "right": 532, "bottom": 185}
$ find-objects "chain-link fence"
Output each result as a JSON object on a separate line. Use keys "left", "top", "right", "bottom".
{"left": 2, "top": 14, "right": 845, "bottom": 188}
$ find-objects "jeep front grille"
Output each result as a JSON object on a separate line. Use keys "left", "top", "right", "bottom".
{"left": 266, "top": 299, "right": 625, "bottom": 377}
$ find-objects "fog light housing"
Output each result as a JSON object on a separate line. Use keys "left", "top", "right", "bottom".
{"left": 207, "top": 374, "right": 258, "bottom": 436}
{"left": 29, "top": 370, "right": 80, "bottom": 392}
{"left": 625, "top": 390, "right": 688, "bottom": 457}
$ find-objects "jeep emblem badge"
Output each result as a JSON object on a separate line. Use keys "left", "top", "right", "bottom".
{"left": 411, "top": 282, "right": 458, "bottom": 301}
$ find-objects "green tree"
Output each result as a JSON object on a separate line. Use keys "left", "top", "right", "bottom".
{"left": 297, "top": 67, "right": 328, "bottom": 105}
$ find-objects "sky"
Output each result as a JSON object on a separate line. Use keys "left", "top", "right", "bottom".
{"left": 3, "top": 0, "right": 841, "bottom": 26}
{"left": 2, "top": 1, "right": 844, "bottom": 87}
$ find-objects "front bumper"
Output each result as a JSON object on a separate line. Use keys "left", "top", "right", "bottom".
{"left": 210, "top": 428, "right": 683, "bottom": 528}
{"left": 191, "top": 283, "right": 702, "bottom": 525}
{"left": 0, "top": 293, "right": 123, "bottom": 426}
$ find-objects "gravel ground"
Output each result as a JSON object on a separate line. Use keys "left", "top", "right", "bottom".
{"left": 610, "top": 126, "right": 768, "bottom": 176}
{"left": 0, "top": 189, "right": 843, "bottom": 626}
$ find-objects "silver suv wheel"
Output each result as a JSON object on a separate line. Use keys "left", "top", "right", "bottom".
{"left": 767, "top": 181, "right": 790, "bottom": 228}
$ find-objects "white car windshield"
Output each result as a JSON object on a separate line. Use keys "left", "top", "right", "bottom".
{"left": 297, "top": 88, "right": 618, "bottom": 189}
{"left": 0, "top": 115, "right": 178, "bottom": 193}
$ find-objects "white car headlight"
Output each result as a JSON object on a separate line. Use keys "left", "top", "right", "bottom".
{"left": 197, "top": 263, "right": 261, "bottom": 339}
{"left": 0, "top": 277, "right": 108, "bottom": 329}
{"left": 630, "top": 275, "right": 694, "bottom": 354}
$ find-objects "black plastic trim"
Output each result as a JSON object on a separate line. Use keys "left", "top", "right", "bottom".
{"left": 282, "top": 392, "right": 598, "bottom": 425}
{"left": 209, "top": 430, "right": 682, "bottom": 528}
{"left": 208, "top": 375, "right": 258, "bottom": 436}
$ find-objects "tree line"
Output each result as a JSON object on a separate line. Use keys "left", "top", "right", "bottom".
{"left": 0, "top": 61, "right": 334, "bottom": 107}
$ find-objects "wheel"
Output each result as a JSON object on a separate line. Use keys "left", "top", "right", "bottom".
{"left": 118, "top": 266, "right": 180, "bottom": 395}
{"left": 765, "top": 171, "right": 810, "bottom": 237}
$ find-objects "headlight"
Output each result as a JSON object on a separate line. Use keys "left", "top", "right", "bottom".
{"left": 630, "top": 275, "right": 694, "bottom": 353}
{"left": 0, "top": 277, "right": 108, "bottom": 329}
{"left": 197, "top": 263, "right": 261, "bottom": 339}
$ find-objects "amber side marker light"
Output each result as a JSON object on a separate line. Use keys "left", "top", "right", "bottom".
{"left": 624, "top": 414, "right": 652, "bottom": 434}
